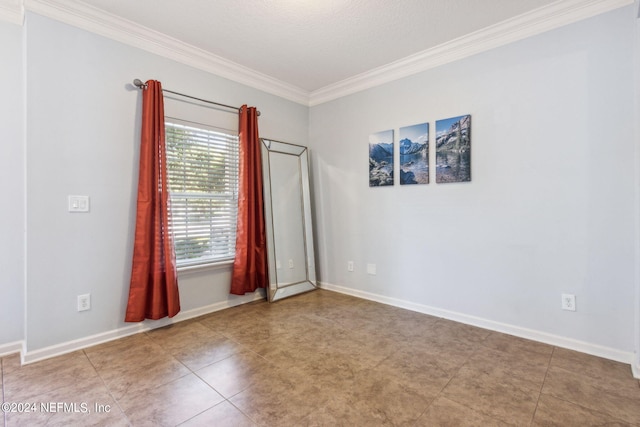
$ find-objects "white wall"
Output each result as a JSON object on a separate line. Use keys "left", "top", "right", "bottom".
{"left": 2, "top": 5, "right": 638, "bottom": 367}
{"left": 23, "top": 12, "right": 308, "bottom": 353}
{"left": 634, "top": 0, "right": 640, "bottom": 376}
{"left": 309, "top": 7, "right": 637, "bottom": 358}
{"left": 0, "top": 20, "right": 25, "bottom": 348}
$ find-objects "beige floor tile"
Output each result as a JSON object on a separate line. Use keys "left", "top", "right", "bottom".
{"left": 146, "top": 321, "right": 242, "bottom": 371}
{"left": 305, "top": 329, "right": 396, "bottom": 372}
{"left": 532, "top": 394, "right": 633, "bottom": 426}
{"left": 3, "top": 290, "right": 640, "bottom": 426}
{"left": 284, "top": 355, "right": 358, "bottom": 403}
{"left": 85, "top": 334, "right": 191, "bottom": 401}
{"left": 394, "top": 324, "right": 483, "bottom": 367}
{"left": 302, "top": 396, "right": 389, "bottom": 427}
{"left": 5, "top": 375, "right": 128, "bottom": 427}
{"left": 442, "top": 365, "right": 539, "bottom": 425}
{"left": 119, "top": 373, "right": 224, "bottom": 427}
{"left": 195, "top": 350, "right": 271, "bottom": 399}
{"left": 178, "top": 400, "right": 256, "bottom": 427}
{"left": 300, "top": 362, "right": 435, "bottom": 426}
{"left": 433, "top": 318, "right": 492, "bottom": 343}
{"left": 1, "top": 354, "right": 22, "bottom": 373}
{"left": 345, "top": 368, "right": 434, "bottom": 426}
{"left": 302, "top": 374, "right": 430, "bottom": 427}
{"left": 550, "top": 347, "right": 639, "bottom": 392}
{"left": 375, "top": 347, "right": 460, "bottom": 397}
{"left": 416, "top": 396, "right": 512, "bottom": 426}
{"left": 462, "top": 346, "right": 550, "bottom": 391}
{"left": 483, "top": 332, "right": 554, "bottom": 357}
{"left": 383, "top": 311, "right": 441, "bottom": 342}
{"left": 229, "top": 367, "right": 321, "bottom": 426}
{"left": 199, "top": 303, "right": 290, "bottom": 340}
{"left": 541, "top": 365, "right": 640, "bottom": 425}
{"left": 3, "top": 351, "right": 99, "bottom": 402}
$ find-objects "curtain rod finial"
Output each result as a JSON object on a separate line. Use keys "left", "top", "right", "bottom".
{"left": 133, "top": 79, "right": 146, "bottom": 89}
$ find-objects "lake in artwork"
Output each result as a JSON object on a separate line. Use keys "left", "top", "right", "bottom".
{"left": 399, "top": 123, "right": 429, "bottom": 185}
{"left": 369, "top": 129, "right": 394, "bottom": 187}
{"left": 436, "top": 114, "right": 471, "bottom": 183}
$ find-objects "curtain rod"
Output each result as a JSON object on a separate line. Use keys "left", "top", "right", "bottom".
{"left": 132, "top": 79, "right": 260, "bottom": 116}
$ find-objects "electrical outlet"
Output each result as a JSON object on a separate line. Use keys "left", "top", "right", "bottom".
{"left": 347, "top": 261, "right": 354, "bottom": 272}
{"left": 561, "top": 293, "right": 576, "bottom": 311}
{"left": 288, "top": 259, "right": 294, "bottom": 269}
{"left": 77, "top": 294, "right": 91, "bottom": 312}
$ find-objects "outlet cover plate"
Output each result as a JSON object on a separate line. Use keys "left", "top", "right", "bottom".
{"left": 77, "top": 294, "right": 91, "bottom": 312}
{"left": 561, "top": 293, "right": 576, "bottom": 311}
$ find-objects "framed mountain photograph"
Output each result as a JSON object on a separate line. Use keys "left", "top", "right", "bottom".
{"left": 436, "top": 114, "right": 471, "bottom": 183}
{"left": 399, "top": 122, "right": 429, "bottom": 185}
{"left": 369, "top": 129, "right": 394, "bottom": 187}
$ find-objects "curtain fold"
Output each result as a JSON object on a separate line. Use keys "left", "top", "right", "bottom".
{"left": 125, "top": 80, "right": 180, "bottom": 322}
{"left": 230, "top": 105, "right": 268, "bottom": 295}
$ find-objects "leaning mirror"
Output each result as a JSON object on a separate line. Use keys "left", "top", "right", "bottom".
{"left": 261, "top": 138, "right": 317, "bottom": 302}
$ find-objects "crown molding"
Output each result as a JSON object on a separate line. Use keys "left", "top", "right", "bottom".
{"left": 0, "top": 0, "right": 24, "bottom": 24}
{"left": 16, "top": 0, "right": 633, "bottom": 107}
{"left": 308, "top": 0, "right": 633, "bottom": 106}
{"left": 23, "top": 0, "right": 309, "bottom": 105}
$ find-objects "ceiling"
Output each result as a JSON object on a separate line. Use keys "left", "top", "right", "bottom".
{"left": 4, "top": 0, "right": 633, "bottom": 104}
{"left": 77, "top": 0, "right": 559, "bottom": 92}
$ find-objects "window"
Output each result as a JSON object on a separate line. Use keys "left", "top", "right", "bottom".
{"left": 165, "top": 119, "right": 239, "bottom": 267}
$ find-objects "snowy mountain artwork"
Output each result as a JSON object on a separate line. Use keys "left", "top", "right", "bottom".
{"left": 399, "top": 123, "right": 429, "bottom": 185}
{"left": 435, "top": 114, "right": 471, "bottom": 183}
{"left": 369, "top": 129, "right": 394, "bottom": 187}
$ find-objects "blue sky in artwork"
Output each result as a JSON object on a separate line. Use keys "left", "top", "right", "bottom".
{"left": 369, "top": 129, "right": 393, "bottom": 145}
{"left": 436, "top": 115, "right": 468, "bottom": 137}
{"left": 399, "top": 123, "right": 428, "bottom": 143}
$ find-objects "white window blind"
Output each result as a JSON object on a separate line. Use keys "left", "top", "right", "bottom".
{"left": 165, "top": 119, "right": 239, "bottom": 267}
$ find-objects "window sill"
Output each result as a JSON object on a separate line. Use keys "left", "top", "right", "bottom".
{"left": 177, "top": 259, "right": 234, "bottom": 275}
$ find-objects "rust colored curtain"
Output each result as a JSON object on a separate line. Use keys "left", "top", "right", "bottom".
{"left": 230, "top": 105, "right": 268, "bottom": 295}
{"left": 125, "top": 80, "right": 180, "bottom": 321}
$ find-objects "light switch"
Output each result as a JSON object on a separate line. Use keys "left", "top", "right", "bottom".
{"left": 68, "top": 195, "right": 90, "bottom": 213}
{"left": 367, "top": 263, "right": 377, "bottom": 275}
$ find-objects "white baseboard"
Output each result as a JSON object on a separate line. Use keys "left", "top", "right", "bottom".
{"left": 319, "top": 282, "right": 637, "bottom": 373}
{"left": 0, "top": 340, "right": 24, "bottom": 358}
{"left": 13, "top": 285, "right": 639, "bottom": 380}
{"left": 21, "top": 290, "right": 265, "bottom": 365}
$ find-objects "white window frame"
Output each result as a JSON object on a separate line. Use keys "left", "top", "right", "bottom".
{"left": 164, "top": 118, "right": 239, "bottom": 269}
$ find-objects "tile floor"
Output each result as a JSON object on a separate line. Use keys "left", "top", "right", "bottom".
{"left": 1, "top": 289, "right": 639, "bottom": 426}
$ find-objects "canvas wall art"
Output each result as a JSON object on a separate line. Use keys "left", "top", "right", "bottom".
{"left": 399, "top": 123, "right": 429, "bottom": 185}
{"left": 436, "top": 114, "right": 471, "bottom": 183}
{"left": 369, "top": 129, "right": 394, "bottom": 187}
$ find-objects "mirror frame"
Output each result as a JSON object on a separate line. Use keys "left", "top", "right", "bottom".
{"left": 260, "top": 138, "right": 317, "bottom": 302}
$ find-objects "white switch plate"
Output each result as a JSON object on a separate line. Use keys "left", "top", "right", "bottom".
{"left": 68, "top": 195, "right": 90, "bottom": 213}
{"left": 347, "top": 261, "right": 354, "bottom": 272}
{"left": 366, "top": 263, "right": 377, "bottom": 275}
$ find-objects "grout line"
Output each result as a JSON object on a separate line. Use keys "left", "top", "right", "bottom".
{"left": 81, "top": 349, "right": 131, "bottom": 426}
{"left": 528, "top": 346, "right": 556, "bottom": 426}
